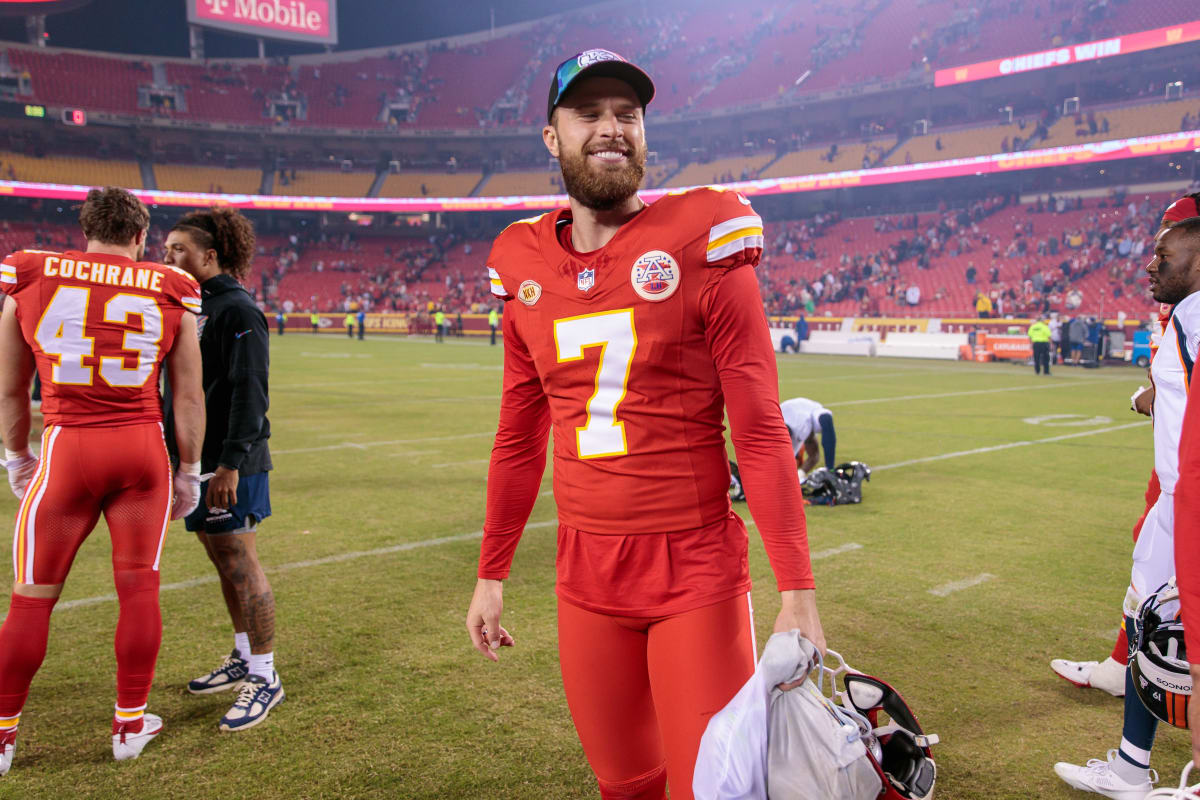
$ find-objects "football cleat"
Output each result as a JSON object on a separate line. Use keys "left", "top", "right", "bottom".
{"left": 188, "top": 649, "right": 249, "bottom": 694}
{"left": 112, "top": 713, "right": 163, "bottom": 761}
{"left": 1051, "top": 657, "right": 1126, "bottom": 697}
{"left": 1055, "top": 750, "right": 1158, "bottom": 799}
{"left": 219, "top": 672, "right": 284, "bottom": 732}
{"left": 0, "top": 728, "right": 15, "bottom": 776}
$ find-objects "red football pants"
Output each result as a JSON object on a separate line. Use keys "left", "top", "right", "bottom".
{"left": 0, "top": 423, "right": 171, "bottom": 717}
{"left": 558, "top": 593, "right": 757, "bottom": 800}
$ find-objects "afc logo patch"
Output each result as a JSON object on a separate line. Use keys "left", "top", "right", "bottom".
{"left": 518, "top": 279, "right": 542, "bottom": 306}
{"left": 630, "top": 250, "right": 680, "bottom": 302}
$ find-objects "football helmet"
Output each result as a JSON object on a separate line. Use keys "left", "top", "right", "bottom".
{"left": 801, "top": 467, "right": 841, "bottom": 505}
{"left": 1130, "top": 578, "right": 1192, "bottom": 729}
{"left": 833, "top": 461, "right": 872, "bottom": 504}
{"left": 728, "top": 460, "right": 745, "bottom": 502}
{"left": 819, "top": 650, "right": 940, "bottom": 800}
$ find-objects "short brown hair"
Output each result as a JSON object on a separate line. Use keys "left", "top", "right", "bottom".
{"left": 79, "top": 186, "right": 150, "bottom": 245}
{"left": 171, "top": 207, "right": 257, "bottom": 281}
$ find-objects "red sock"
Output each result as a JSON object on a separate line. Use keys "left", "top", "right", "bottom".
{"left": 113, "top": 569, "right": 161, "bottom": 710}
{"left": 1112, "top": 623, "right": 1130, "bottom": 666}
{"left": 0, "top": 593, "right": 58, "bottom": 722}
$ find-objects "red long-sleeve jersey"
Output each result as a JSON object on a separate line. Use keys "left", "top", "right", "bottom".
{"left": 478, "top": 187, "right": 813, "bottom": 616}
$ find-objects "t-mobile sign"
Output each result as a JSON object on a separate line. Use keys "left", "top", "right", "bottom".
{"left": 188, "top": 0, "right": 338, "bottom": 45}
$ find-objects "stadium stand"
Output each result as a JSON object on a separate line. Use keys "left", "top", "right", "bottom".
{"left": 378, "top": 171, "right": 484, "bottom": 198}
{"left": 153, "top": 164, "right": 263, "bottom": 194}
{"left": 761, "top": 141, "right": 893, "bottom": 179}
{"left": 272, "top": 169, "right": 375, "bottom": 198}
{"left": 887, "top": 124, "right": 1028, "bottom": 166}
{"left": 1041, "top": 99, "right": 1200, "bottom": 147}
{"left": 477, "top": 170, "right": 562, "bottom": 197}
{"left": 0, "top": 149, "right": 141, "bottom": 187}
{"left": 664, "top": 153, "right": 775, "bottom": 188}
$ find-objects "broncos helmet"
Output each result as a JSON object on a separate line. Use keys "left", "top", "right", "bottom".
{"left": 833, "top": 461, "right": 872, "bottom": 504}
{"left": 801, "top": 467, "right": 841, "bottom": 505}
{"left": 819, "top": 651, "right": 940, "bottom": 800}
{"left": 1130, "top": 579, "right": 1192, "bottom": 729}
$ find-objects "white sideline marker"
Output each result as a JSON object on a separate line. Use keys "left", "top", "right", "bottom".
{"left": 928, "top": 573, "right": 996, "bottom": 597}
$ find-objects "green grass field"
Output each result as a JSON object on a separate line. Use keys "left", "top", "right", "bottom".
{"left": 0, "top": 333, "right": 1182, "bottom": 799}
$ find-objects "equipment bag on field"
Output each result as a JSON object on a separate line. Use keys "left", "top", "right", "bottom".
{"left": 694, "top": 631, "right": 939, "bottom": 800}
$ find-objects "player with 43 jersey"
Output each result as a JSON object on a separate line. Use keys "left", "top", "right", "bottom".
{"left": 0, "top": 188, "right": 206, "bottom": 774}
{"left": 464, "top": 49, "right": 824, "bottom": 800}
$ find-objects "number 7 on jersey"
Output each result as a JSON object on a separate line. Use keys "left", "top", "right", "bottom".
{"left": 554, "top": 309, "right": 637, "bottom": 459}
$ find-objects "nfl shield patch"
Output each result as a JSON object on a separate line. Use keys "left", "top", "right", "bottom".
{"left": 577, "top": 268, "right": 595, "bottom": 293}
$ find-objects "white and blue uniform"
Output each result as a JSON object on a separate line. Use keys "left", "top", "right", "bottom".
{"left": 1128, "top": 292, "right": 1200, "bottom": 612}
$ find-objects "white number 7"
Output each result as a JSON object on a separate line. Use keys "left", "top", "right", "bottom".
{"left": 554, "top": 309, "right": 637, "bottom": 459}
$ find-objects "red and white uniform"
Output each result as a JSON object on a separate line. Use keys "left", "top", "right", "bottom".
{"left": 1172, "top": 295, "right": 1200, "bottom": 659}
{"left": 480, "top": 188, "right": 813, "bottom": 613}
{"left": 1, "top": 249, "right": 200, "bottom": 583}
{"left": 480, "top": 188, "right": 812, "bottom": 800}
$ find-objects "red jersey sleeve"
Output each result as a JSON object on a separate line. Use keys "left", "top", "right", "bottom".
{"left": 1, "top": 250, "right": 46, "bottom": 296}
{"left": 701, "top": 264, "right": 815, "bottom": 591}
{"left": 1174, "top": 367, "right": 1200, "bottom": 661}
{"left": 478, "top": 308, "right": 551, "bottom": 580}
{"left": 162, "top": 265, "right": 202, "bottom": 315}
{"left": 705, "top": 190, "right": 764, "bottom": 270}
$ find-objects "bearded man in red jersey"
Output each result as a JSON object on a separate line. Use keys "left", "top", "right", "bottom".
{"left": 464, "top": 50, "right": 824, "bottom": 800}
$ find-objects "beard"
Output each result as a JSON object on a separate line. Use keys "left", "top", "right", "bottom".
{"left": 558, "top": 143, "right": 646, "bottom": 211}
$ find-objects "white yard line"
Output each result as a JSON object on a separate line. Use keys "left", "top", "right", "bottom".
{"left": 872, "top": 421, "right": 1148, "bottom": 471}
{"left": 826, "top": 378, "right": 1127, "bottom": 407}
{"left": 272, "top": 430, "right": 494, "bottom": 456}
{"left": 928, "top": 573, "right": 996, "bottom": 597}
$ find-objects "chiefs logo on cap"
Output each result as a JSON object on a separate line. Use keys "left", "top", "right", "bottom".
{"left": 577, "top": 49, "right": 622, "bottom": 68}
{"left": 630, "top": 250, "right": 679, "bottom": 302}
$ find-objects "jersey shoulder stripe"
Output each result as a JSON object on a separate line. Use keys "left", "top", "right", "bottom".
{"left": 1174, "top": 315, "right": 1194, "bottom": 388}
{"left": 487, "top": 266, "right": 508, "bottom": 298}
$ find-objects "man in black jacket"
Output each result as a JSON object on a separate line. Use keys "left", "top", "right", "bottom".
{"left": 163, "top": 207, "right": 283, "bottom": 732}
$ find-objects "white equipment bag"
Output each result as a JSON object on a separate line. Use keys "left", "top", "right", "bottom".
{"left": 694, "top": 631, "right": 882, "bottom": 800}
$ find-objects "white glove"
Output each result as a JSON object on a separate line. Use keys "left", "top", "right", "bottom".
{"left": 797, "top": 468, "right": 807, "bottom": 483}
{"left": 171, "top": 461, "right": 202, "bottom": 520}
{"left": 4, "top": 447, "right": 39, "bottom": 500}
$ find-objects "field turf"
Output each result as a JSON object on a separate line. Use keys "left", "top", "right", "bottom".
{"left": 0, "top": 333, "right": 1180, "bottom": 799}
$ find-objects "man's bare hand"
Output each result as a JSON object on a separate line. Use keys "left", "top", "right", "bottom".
{"left": 1132, "top": 385, "right": 1154, "bottom": 417}
{"left": 773, "top": 588, "right": 825, "bottom": 655}
{"left": 466, "top": 578, "right": 515, "bottom": 662}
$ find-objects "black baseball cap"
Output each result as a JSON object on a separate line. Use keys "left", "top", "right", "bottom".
{"left": 546, "top": 49, "right": 655, "bottom": 123}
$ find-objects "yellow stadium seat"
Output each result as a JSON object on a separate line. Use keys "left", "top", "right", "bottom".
{"left": 1042, "top": 101, "right": 1186, "bottom": 147}
{"left": 664, "top": 153, "right": 775, "bottom": 188}
{"left": 272, "top": 170, "right": 374, "bottom": 197}
{"left": 0, "top": 151, "right": 142, "bottom": 189}
{"left": 477, "top": 171, "right": 563, "bottom": 197}
{"left": 378, "top": 172, "right": 483, "bottom": 198}
{"left": 154, "top": 165, "right": 264, "bottom": 194}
